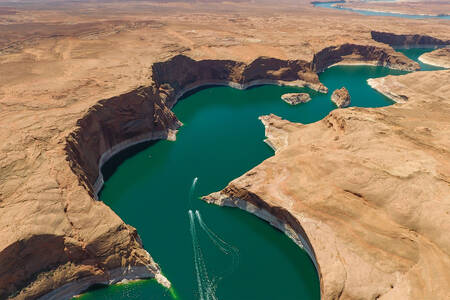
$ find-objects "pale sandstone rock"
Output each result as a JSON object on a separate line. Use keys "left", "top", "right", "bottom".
{"left": 331, "top": 87, "right": 351, "bottom": 108}
{"left": 281, "top": 93, "right": 312, "bottom": 105}
{"left": 1, "top": 3, "right": 450, "bottom": 298}
{"left": 205, "top": 70, "right": 450, "bottom": 300}
{"left": 419, "top": 47, "right": 450, "bottom": 68}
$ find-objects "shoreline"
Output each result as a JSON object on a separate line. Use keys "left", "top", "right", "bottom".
{"left": 85, "top": 77, "right": 327, "bottom": 297}
{"left": 93, "top": 78, "right": 328, "bottom": 197}
{"left": 40, "top": 266, "right": 169, "bottom": 300}
{"left": 367, "top": 77, "right": 408, "bottom": 103}
{"left": 203, "top": 193, "right": 319, "bottom": 272}
{"left": 314, "top": 1, "right": 450, "bottom": 18}
{"left": 418, "top": 55, "right": 450, "bottom": 69}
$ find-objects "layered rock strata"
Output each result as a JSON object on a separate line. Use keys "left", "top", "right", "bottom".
{"left": 281, "top": 93, "right": 312, "bottom": 105}
{"left": 2, "top": 44, "right": 448, "bottom": 299}
{"left": 152, "top": 54, "right": 328, "bottom": 102}
{"left": 331, "top": 87, "right": 351, "bottom": 108}
{"left": 204, "top": 70, "right": 450, "bottom": 299}
{"left": 371, "top": 31, "right": 450, "bottom": 47}
{"left": 419, "top": 47, "right": 450, "bottom": 68}
{"left": 0, "top": 54, "right": 329, "bottom": 300}
{"left": 311, "top": 43, "right": 419, "bottom": 72}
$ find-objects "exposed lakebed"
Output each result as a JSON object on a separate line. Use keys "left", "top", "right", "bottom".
{"left": 77, "top": 49, "right": 438, "bottom": 300}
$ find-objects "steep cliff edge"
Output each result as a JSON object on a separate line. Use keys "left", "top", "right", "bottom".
{"left": 371, "top": 31, "right": 450, "bottom": 46}
{"left": 0, "top": 87, "right": 179, "bottom": 300}
{"left": 1, "top": 44, "right": 448, "bottom": 299}
{"left": 0, "top": 54, "right": 329, "bottom": 299}
{"left": 311, "top": 43, "right": 419, "bottom": 72}
{"left": 152, "top": 54, "right": 328, "bottom": 102}
{"left": 204, "top": 70, "right": 450, "bottom": 299}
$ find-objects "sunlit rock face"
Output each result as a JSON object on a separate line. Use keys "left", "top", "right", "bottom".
{"left": 331, "top": 87, "right": 351, "bottom": 108}
{"left": 205, "top": 70, "right": 450, "bottom": 300}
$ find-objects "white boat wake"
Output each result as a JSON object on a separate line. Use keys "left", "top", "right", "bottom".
{"left": 188, "top": 209, "right": 240, "bottom": 300}
{"left": 188, "top": 177, "right": 199, "bottom": 208}
{"left": 188, "top": 210, "right": 218, "bottom": 300}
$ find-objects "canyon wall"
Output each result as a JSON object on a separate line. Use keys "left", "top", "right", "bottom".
{"left": 311, "top": 43, "right": 419, "bottom": 72}
{"left": 371, "top": 31, "right": 450, "bottom": 46}
{"left": 152, "top": 54, "right": 327, "bottom": 105}
{"left": 65, "top": 86, "right": 181, "bottom": 197}
{"left": 205, "top": 71, "right": 450, "bottom": 300}
{"left": 3, "top": 42, "right": 447, "bottom": 299}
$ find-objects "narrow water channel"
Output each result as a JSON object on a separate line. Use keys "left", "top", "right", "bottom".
{"left": 312, "top": 1, "right": 450, "bottom": 20}
{"left": 76, "top": 49, "right": 439, "bottom": 300}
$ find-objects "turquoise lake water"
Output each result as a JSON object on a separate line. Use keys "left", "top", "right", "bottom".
{"left": 76, "top": 49, "right": 441, "bottom": 300}
{"left": 312, "top": 1, "right": 450, "bottom": 19}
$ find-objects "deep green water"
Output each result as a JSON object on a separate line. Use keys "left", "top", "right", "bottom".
{"left": 76, "top": 50, "right": 439, "bottom": 300}
{"left": 396, "top": 47, "right": 447, "bottom": 71}
{"left": 313, "top": 1, "right": 450, "bottom": 19}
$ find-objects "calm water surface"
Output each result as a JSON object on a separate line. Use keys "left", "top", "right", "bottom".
{"left": 313, "top": 1, "right": 450, "bottom": 19}
{"left": 77, "top": 49, "right": 439, "bottom": 300}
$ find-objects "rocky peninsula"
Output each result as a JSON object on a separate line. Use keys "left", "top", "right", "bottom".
{"left": 419, "top": 47, "right": 450, "bottom": 68}
{"left": 205, "top": 70, "right": 450, "bottom": 300}
{"left": 0, "top": 0, "right": 450, "bottom": 299}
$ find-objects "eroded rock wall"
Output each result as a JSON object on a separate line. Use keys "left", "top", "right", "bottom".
{"left": 311, "top": 43, "right": 419, "bottom": 72}
{"left": 152, "top": 54, "right": 326, "bottom": 104}
{"left": 371, "top": 31, "right": 450, "bottom": 46}
{"left": 65, "top": 86, "right": 181, "bottom": 196}
{"left": 204, "top": 71, "right": 450, "bottom": 300}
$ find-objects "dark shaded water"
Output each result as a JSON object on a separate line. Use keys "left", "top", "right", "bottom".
{"left": 76, "top": 49, "right": 439, "bottom": 300}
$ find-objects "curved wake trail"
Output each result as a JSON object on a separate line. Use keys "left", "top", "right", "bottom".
{"left": 188, "top": 210, "right": 218, "bottom": 300}
{"left": 188, "top": 210, "right": 204, "bottom": 300}
{"left": 195, "top": 210, "right": 240, "bottom": 279}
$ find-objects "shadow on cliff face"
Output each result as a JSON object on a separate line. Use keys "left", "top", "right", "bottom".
{"left": 371, "top": 31, "right": 450, "bottom": 47}
{"left": 100, "top": 140, "right": 157, "bottom": 185}
{"left": 0, "top": 235, "right": 68, "bottom": 298}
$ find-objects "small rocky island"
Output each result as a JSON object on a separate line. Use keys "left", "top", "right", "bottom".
{"left": 331, "top": 87, "right": 351, "bottom": 108}
{"left": 281, "top": 93, "right": 311, "bottom": 105}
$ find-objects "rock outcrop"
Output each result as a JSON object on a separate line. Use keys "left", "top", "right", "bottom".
{"left": 0, "top": 86, "right": 178, "bottom": 300}
{"left": 311, "top": 43, "right": 420, "bottom": 73}
{"left": 371, "top": 31, "right": 450, "bottom": 46}
{"left": 0, "top": 13, "right": 449, "bottom": 297}
{"left": 419, "top": 47, "right": 450, "bottom": 68}
{"left": 331, "top": 87, "right": 351, "bottom": 107}
{"left": 152, "top": 55, "right": 328, "bottom": 100}
{"left": 0, "top": 53, "right": 330, "bottom": 299}
{"left": 281, "top": 93, "right": 311, "bottom": 105}
{"left": 204, "top": 70, "right": 450, "bottom": 300}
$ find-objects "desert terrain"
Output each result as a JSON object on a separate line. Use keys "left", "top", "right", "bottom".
{"left": 0, "top": 0, "right": 449, "bottom": 299}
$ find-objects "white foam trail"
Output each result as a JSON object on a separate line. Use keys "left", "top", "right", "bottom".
{"left": 189, "top": 210, "right": 204, "bottom": 300}
{"left": 189, "top": 177, "right": 199, "bottom": 207}
{"left": 189, "top": 209, "right": 218, "bottom": 300}
{"left": 195, "top": 210, "right": 240, "bottom": 278}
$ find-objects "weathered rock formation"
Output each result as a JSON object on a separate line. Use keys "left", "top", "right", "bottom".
{"left": 419, "top": 47, "right": 450, "bottom": 68}
{"left": 371, "top": 31, "right": 450, "bottom": 47}
{"left": 331, "top": 87, "right": 351, "bottom": 107}
{"left": 281, "top": 93, "right": 311, "bottom": 105}
{"left": 204, "top": 70, "right": 450, "bottom": 300}
{"left": 0, "top": 53, "right": 331, "bottom": 299}
{"left": 1, "top": 26, "right": 449, "bottom": 298}
{"left": 311, "top": 43, "right": 419, "bottom": 73}
{"left": 152, "top": 55, "right": 328, "bottom": 101}
{"left": 0, "top": 86, "right": 178, "bottom": 300}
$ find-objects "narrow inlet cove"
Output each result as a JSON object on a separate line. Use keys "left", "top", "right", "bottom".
{"left": 77, "top": 51, "right": 435, "bottom": 300}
